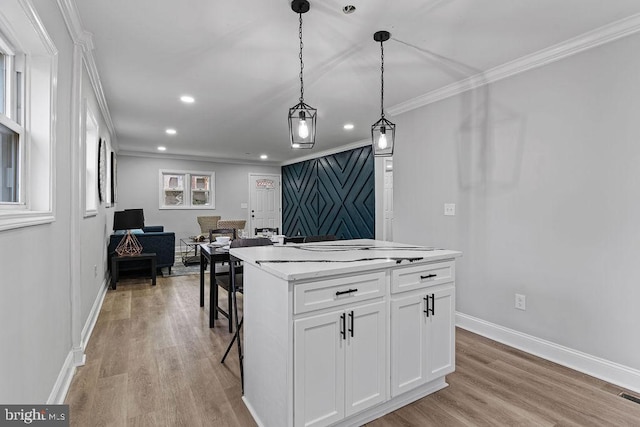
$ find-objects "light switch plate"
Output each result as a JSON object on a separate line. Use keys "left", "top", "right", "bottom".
{"left": 444, "top": 203, "right": 456, "bottom": 216}
{"left": 241, "top": 203, "right": 248, "bottom": 209}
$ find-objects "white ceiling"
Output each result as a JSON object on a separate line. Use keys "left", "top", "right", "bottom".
{"left": 75, "top": 0, "right": 640, "bottom": 164}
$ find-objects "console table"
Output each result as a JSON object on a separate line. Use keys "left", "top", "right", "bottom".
{"left": 111, "top": 252, "right": 157, "bottom": 289}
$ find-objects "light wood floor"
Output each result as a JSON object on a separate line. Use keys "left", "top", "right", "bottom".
{"left": 65, "top": 273, "right": 640, "bottom": 426}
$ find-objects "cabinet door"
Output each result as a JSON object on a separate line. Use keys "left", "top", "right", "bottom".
{"left": 345, "top": 301, "right": 387, "bottom": 417}
{"left": 425, "top": 285, "right": 455, "bottom": 382}
{"left": 294, "top": 310, "right": 345, "bottom": 427}
{"left": 390, "top": 293, "right": 426, "bottom": 397}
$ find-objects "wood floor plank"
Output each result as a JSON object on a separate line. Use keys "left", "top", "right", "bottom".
{"left": 66, "top": 274, "right": 640, "bottom": 426}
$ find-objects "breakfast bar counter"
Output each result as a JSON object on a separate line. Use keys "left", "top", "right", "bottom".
{"left": 230, "top": 239, "right": 462, "bottom": 427}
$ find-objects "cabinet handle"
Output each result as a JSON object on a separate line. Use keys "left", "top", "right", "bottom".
{"left": 336, "top": 288, "right": 358, "bottom": 296}
{"left": 420, "top": 273, "right": 437, "bottom": 280}
{"left": 340, "top": 313, "right": 346, "bottom": 340}
{"left": 424, "top": 294, "right": 435, "bottom": 317}
{"left": 348, "top": 311, "right": 354, "bottom": 337}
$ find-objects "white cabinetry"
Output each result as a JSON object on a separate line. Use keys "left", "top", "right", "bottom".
{"left": 390, "top": 262, "right": 456, "bottom": 397}
{"left": 294, "top": 298, "right": 386, "bottom": 427}
{"left": 236, "top": 241, "right": 461, "bottom": 427}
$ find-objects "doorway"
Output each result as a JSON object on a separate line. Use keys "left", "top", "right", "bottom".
{"left": 248, "top": 173, "right": 282, "bottom": 236}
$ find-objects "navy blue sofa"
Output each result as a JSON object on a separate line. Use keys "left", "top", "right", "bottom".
{"left": 108, "top": 226, "right": 175, "bottom": 274}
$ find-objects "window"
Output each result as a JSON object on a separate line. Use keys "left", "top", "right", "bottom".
{"left": 159, "top": 170, "right": 215, "bottom": 209}
{"left": 0, "top": 37, "right": 23, "bottom": 206}
{"left": 84, "top": 104, "right": 98, "bottom": 215}
{"left": 0, "top": 1, "right": 56, "bottom": 231}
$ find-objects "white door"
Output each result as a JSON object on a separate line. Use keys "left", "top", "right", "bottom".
{"left": 294, "top": 310, "right": 346, "bottom": 427}
{"left": 345, "top": 301, "right": 387, "bottom": 416}
{"left": 425, "top": 285, "right": 456, "bottom": 382}
{"left": 249, "top": 174, "right": 281, "bottom": 236}
{"left": 383, "top": 160, "right": 393, "bottom": 241}
{"left": 390, "top": 292, "right": 426, "bottom": 396}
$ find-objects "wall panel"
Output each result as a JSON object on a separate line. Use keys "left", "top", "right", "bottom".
{"left": 283, "top": 146, "right": 375, "bottom": 239}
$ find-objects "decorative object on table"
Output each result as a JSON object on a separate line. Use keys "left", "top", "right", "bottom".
{"left": 208, "top": 227, "right": 236, "bottom": 242}
{"left": 215, "top": 236, "right": 231, "bottom": 245}
{"left": 113, "top": 209, "right": 145, "bottom": 256}
{"left": 287, "top": 0, "right": 316, "bottom": 149}
{"left": 371, "top": 30, "right": 395, "bottom": 157}
{"left": 98, "top": 138, "right": 107, "bottom": 202}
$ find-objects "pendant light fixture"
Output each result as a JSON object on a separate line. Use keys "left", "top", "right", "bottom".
{"left": 288, "top": 0, "right": 317, "bottom": 149}
{"left": 371, "top": 30, "right": 395, "bottom": 157}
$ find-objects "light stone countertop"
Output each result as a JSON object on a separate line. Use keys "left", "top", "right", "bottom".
{"left": 229, "top": 239, "right": 462, "bottom": 282}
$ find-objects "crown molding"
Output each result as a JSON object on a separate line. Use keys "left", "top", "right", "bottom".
{"left": 57, "top": 0, "right": 117, "bottom": 148}
{"left": 388, "top": 13, "right": 640, "bottom": 116}
{"left": 118, "top": 150, "right": 280, "bottom": 167}
{"left": 280, "top": 139, "right": 371, "bottom": 166}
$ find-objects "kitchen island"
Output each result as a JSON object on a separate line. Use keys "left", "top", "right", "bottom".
{"left": 230, "top": 239, "right": 462, "bottom": 427}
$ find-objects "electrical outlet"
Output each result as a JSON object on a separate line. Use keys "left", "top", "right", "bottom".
{"left": 515, "top": 294, "right": 526, "bottom": 310}
{"left": 444, "top": 203, "right": 456, "bottom": 216}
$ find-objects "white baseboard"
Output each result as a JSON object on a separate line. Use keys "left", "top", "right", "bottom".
{"left": 47, "top": 351, "right": 75, "bottom": 404}
{"left": 49, "top": 278, "right": 109, "bottom": 404}
{"left": 81, "top": 278, "right": 109, "bottom": 352}
{"left": 456, "top": 312, "right": 640, "bottom": 394}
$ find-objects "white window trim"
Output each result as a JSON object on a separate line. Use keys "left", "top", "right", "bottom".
{"left": 158, "top": 169, "right": 216, "bottom": 210}
{"left": 0, "top": 0, "right": 57, "bottom": 231}
{"left": 83, "top": 99, "right": 98, "bottom": 217}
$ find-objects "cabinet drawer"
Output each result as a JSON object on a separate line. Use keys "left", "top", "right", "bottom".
{"left": 391, "top": 261, "right": 454, "bottom": 294}
{"left": 294, "top": 272, "right": 386, "bottom": 314}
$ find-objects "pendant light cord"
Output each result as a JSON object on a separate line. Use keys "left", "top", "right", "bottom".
{"left": 380, "top": 39, "right": 385, "bottom": 118}
{"left": 299, "top": 13, "right": 305, "bottom": 103}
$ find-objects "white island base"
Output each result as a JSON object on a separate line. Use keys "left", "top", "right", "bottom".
{"left": 230, "top": 240, "right": 461, "bottom": 427}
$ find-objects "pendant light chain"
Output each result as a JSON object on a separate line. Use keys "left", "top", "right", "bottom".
{"left": 380, "top": 40, "right": 385, "bottom": 118}
{"left": 299, "top": 13, "right": 305, "bottom": 103}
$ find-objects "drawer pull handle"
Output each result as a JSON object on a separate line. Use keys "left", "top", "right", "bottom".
{"left": 421, "top": 274, "right": 437, "bottom": 280}
{"left": 336, "top": 288, "right": 358, "bottom": 296}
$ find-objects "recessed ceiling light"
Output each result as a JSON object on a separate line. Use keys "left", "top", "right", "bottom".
{"left": 157, "top": 146, "right": 167, "bottom": 151}
{"left": 180, "top": 95, "right": 195, "bottom": 103}
{"left": 343, "top": 123, "right": 354, "bottom": 130}
{"left": 260, "top": 154, "right": 268, "bottom": 160}
{"left": 165, "top": 128, "right": 177, "bottom": 135}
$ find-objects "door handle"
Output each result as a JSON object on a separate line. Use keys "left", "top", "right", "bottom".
{"left": 348, "top": 311, "right": 354, "bottom": 337}
{"left": 340, "top": 313, "right": 346, "bottom": 340}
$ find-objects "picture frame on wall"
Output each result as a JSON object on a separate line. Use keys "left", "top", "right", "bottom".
{"left": 110, "top": 151, "right": 117, "bottom": 204}
{"left": 98, "top": 138, "right": 107, "bottom": 203}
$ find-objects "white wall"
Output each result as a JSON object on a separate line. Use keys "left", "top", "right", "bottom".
{"left": 0, "top": 0, "right": 114, "bottom": 403}
{"left": 394, "top": 32, "right": 640, "bottom": 373}
{"left": 116, "top": 155, "right": 280, "bottom": 241}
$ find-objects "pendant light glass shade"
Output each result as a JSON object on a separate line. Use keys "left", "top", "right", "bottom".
{"left": 288, "top": 102, "right": 317, "bottom": 149}
{"left": 289, "top": 0, "right": 316, "bottom": 149}
{"left": 371, "top": 117, "right": 395, "bottom": 156}
{"left": 372, "top": 30, "right": 394, "bottom": 157}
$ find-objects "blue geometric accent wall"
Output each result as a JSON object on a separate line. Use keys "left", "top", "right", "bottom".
{"left": 282, "top": 146, "right": 375, "bottom": 239}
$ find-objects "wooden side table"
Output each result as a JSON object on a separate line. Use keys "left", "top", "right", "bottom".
{"left": 111, "top": 252, "right": 157, "bottom": 289}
